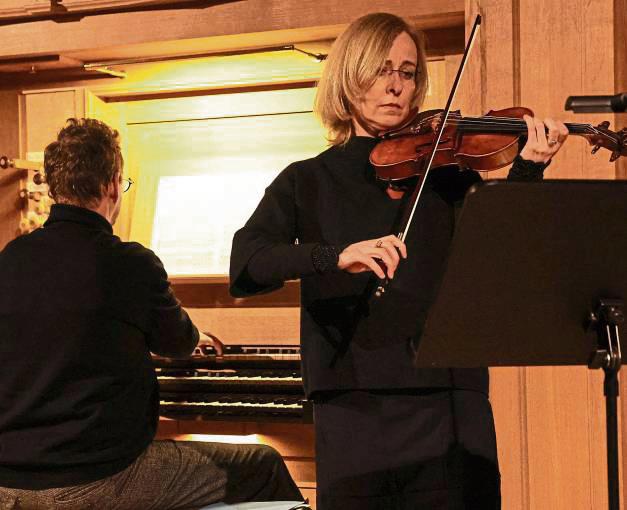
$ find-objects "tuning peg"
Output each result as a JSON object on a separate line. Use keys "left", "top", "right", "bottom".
{"left": 610, "top": 151, "right": 621, "bottom": 162}
{"left": 598, "top": 120, "right": 611, "bottom": 129}
{"left": 591, "top": 144, "right": 602, "bottom": 154}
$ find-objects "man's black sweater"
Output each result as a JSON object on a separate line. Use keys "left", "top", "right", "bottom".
{"left": 0, "top": 204, "right": 198, "bottom": 489}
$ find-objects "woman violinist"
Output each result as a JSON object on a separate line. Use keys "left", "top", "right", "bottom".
{"left": 230, "top": 12, "right": 568, "bottom": 510}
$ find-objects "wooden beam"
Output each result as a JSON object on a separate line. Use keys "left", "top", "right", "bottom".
{"left": 0, "top": 91, "right": 22, "bottom": 251}
{"left": 0, "top": 1, "right": 240, "bottom": 23}
{"left": 0, "top": 0, "right": 463, "bottom": 58}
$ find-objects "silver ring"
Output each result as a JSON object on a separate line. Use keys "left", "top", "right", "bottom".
{"left": 375, "top": 239, "right": 383, "bottom": 248}
{"left": 548, "top": 139, "right": 558, "bottom": 147}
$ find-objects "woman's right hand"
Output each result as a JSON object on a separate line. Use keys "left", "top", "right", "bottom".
{"left": 337, "top": 234, "right": 407, "bottom": 279}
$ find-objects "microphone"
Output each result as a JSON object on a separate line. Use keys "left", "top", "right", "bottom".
{"left": 565, "top": 93, "right": 627, "bottom": 113}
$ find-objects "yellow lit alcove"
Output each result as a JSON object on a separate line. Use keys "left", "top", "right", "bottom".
{"left": 126, "top": 87, "right": 327, "bottom": 276}
{"left": 87, "top": 57, "right": 447, "bottom": 277}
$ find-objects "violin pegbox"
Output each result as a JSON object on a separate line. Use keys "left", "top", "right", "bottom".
{"left": 587, "top": 121, "right": 627, "bottom": 162}
{"left": 615, "top": 127, "right": 627, "bottom": 160}
{"left": 609, "top": 126, "right": 626, "bottom": 162}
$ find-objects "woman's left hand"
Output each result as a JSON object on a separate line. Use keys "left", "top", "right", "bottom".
{"left": 519, "top": 115, "right": 569, "bottom": 164}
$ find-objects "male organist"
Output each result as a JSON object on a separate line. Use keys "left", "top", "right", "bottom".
{"left": 0, "top": 118, "right": 301, "bottom": 509}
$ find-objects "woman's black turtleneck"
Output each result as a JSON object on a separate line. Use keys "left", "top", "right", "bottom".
{"left": 230, "top": 136, "right": 545, "bottom": 397}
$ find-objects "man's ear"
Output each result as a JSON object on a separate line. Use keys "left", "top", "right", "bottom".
{"left": 109, "top": 171, "right": 121, "bottom": 203}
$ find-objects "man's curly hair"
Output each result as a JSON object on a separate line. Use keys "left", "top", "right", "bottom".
{"left": 44, "top": 118, "right": 123, "bottom": 207}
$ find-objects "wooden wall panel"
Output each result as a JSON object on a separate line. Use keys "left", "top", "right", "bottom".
{"left": 519, "top": 0, "right": 615, "bottom": 180}
{"left": 23, "top": 89, "right": 85, "bottom": 156}
{"left": 619, "top": 0, "right": 627, "bottom": 486}
{"left": 526, "top": 367, "right": 608, "bottom": 509}
{"left": 460, "top": 1, "right": 620, "bottom": 509}
{"left": 616, "top": 0, "right": 627, "bottom": 180}
{"left": 491, "top": 367, "right": 528, "bottom": 509}
{"left": 517, "top": 2, "right": 616, "bottom": 508}
{"left": 0, "top": 91, "right": 22, "bottom": 250}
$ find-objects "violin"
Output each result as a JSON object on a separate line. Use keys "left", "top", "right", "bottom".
{"left": 370, "top": 106, "right": 627, "bottom": 183}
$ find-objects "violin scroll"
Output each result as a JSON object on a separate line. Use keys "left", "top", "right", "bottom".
{"left": 581, "top": 122, "right": 627, "bottom": 163}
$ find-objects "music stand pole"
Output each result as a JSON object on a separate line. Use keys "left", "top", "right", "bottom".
{"left": 589, "top": 299, "right": 625, "bottom": 510}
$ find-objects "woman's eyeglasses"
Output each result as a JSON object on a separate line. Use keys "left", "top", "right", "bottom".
{"left": 121, "top": 177, "right": 134, "bottom": 193}
{"left": 378, "top": 65, "right": 417, "bottom": 81}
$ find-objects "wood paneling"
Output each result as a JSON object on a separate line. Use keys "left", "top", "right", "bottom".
{"left": 615, "top": 0, "right": 627, "bottom": 180}
{"left": 491, "top": 367, "right": 529, "bottom": 508}
{"left": 620, "top": 0, "right": 627, "bottom": 483}
{"left": 526, "top": 367, "right": 608, "bottom": 509}
{"left": 23, "top": 89, "right": 84, "bottom": 156}
{"left": 0, "top": 0, "right": 220, "bottom": 18}
{"left": 517, "top": 2, "right": 615, "bottom": 505}
{"left": 461, "top": 1, "right": 620, "bottom": 509}
{"left": 519, "top": 1, "right": 614, "bottom": 509}
{"left": 0, "top": 91, "right": 22, "bottom": 250}
{"left": 519, "top": 0, "right": 615, "bottom": 181}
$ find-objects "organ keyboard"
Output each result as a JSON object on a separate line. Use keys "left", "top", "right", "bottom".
{"left": 154, "top": 344, "right": 312, "bottom": 423}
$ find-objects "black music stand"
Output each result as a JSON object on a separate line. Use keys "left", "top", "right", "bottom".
{"left": 414, "top": 179, "right": 627, "bottom": 510}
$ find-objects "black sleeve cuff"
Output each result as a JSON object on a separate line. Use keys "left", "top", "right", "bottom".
{"left": 508, "top": 155, "right": 550, "bottom": 181}
{"left": 311, "top": 244, "right": 345, "bottom": 275}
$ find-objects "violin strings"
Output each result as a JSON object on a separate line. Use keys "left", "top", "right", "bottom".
{"left": 458, "top": 120, "right": 617, "bottom": 144}
{"left": 404, "top": 110, "right": 621, "bottom": 147}
{"left": 444, "top": 113, "right": 603, "bottom": 132}
{"left": 421, "top": 112, "right": 596, "bottom": 130}
{"left": 410, "top": 113, "right": 618, "bottom": 145}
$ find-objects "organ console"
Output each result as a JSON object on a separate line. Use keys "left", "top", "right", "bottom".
{"left": 154, "top": 342, "right": 312, "bottom": 423}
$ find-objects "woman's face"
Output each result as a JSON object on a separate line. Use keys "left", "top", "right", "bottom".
{"left": 352, "top": 31, "right": 418, "bottom": 137}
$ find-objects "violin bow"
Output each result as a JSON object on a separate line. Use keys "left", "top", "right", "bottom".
{"left": 375, "top": 14, "right": 482, "bottom": 298}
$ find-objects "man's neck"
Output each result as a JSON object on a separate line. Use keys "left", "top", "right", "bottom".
{"left": 60, "top": 199, "right": 113, "bottom": 225}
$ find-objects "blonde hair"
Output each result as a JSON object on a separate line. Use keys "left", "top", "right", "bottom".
{"left": 314, "top": 12, "right": 429, "bottom": 146}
